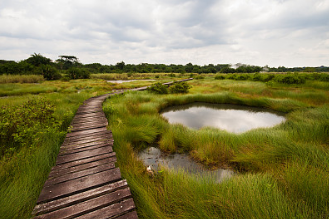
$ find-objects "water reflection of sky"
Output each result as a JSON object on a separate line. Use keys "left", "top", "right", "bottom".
{"left": 138, "top": 147, "right": 234, "bottom": 183}
{"left": 161, "top": 103, "right": 286, "bottom": 133}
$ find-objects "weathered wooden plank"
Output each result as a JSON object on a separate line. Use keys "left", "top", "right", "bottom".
{"left": 56, "top": 146, "right": 113, "bottom": 165}
{"left": 64, "top": 133, "right": 111, "bottom": 143}
{"left": 70, "top": 118, "right": 106, "bottom": 124}
{"left": 71, "top": 119, "right": 108, "bottom": 127}
{"left": 76, "top": 198, "right": 136, "bottom": 219}
{"left": 115, "top": 211, "right": 139, "bottom": 219}
{"left": 62, "top": 134, "right": 112, "bottom": 146}
{"left": 37, "top": 168, "right": 122, "bottom": 204}
{"left": 50, "top": 153, "right": 116, "bottom": 173}
{"left": 72, "top": 114, "right": 106, "bottom": 120}
{"left": 65, "top": 130, "right": 111, "bottom": 139}
{"left": 70, "top": 124, "right": 108, "bottom": 132}
{"left": 34, "top": 188, "right": 132, "bottom": 219}
{"left": 75, "top": 109, "right": 103, "bottom": 115}
{"left": 72, "top": 113, "right": 106, "bottom": 120}
{"left": 60, "top": 142, "right": 113, "bottom": 156}
{"left": 33, "top": 180, "right": 128, "bottom": 216}
{"left": 61, "top": 138, "right": 113, "bottom": 149}
{"left": 49, "top": 156, "right": 117, "bottom": 178}
{"left": 63, "top": 132, "right": 112, "bottom": 144}
{"left": 66, "top": 127, "right": 108, "bottom": 137}
{"left": 45, "top": 163, "right": 116, "bottom": 186}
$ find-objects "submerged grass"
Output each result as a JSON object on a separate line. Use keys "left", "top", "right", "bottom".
{"left": 103, "top": 79, "right": 329, "bottom": 218}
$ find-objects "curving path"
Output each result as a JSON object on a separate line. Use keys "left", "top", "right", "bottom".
{"left": 32, "top": 79, "right": 193, "bottom": 219}
{"left": 32, "top": 93, "right": 138, "bottom": 219}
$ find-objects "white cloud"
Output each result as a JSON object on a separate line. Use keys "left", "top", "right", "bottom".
{"left": 0, "top": 0, "right": 328, "bottom": 67}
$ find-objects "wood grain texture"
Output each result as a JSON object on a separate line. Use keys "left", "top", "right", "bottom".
{"left": 33, "top": 94, "right": 138, "bottom": 218}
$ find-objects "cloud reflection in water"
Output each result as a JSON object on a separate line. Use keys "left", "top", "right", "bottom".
{"left": 161, "top": 103, "right": 286, "bottom": 133}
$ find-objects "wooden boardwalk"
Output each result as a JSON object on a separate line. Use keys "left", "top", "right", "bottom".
{"left": 32, "top": 79, "right": 193, "bottom": 219}
{"left": 32, "top": 93, "right": 138, "bottom": 219}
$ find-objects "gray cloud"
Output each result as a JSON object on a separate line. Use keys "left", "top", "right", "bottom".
{"left": 0, "top": 0, "right": 328, "bottom": 67}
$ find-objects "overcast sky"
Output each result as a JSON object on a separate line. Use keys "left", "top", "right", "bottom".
{"left": 0, "top": 0, "right": 328, "bottom": 67}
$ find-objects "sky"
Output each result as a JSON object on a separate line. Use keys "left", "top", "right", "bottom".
{"left": 0, "top": 0, "right": 328, "bottom": 67}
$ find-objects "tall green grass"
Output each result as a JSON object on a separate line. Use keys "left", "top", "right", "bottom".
{"left": 103, "top": 79, "right": 329, "bottom": 218}
{"left": 0, "top": 92, "right": 93, "bottom": 219}
{"left": 0, "top": 74, "right": 44, "bottom": 84}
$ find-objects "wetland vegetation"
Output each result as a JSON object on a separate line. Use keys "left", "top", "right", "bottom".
{"left": 103, "top": 76, "right": 329, "bottom": 218}
{"left": 0, "top": 68, "right": 328, "bottom": 218}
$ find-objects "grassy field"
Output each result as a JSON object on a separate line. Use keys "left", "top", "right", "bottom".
{"left": 1, "top": 73, "right": 328, "bottom": 218}
{"left": 103, "top": 77, "right": 329, "bottom": 218}
{"left": 0, "top": 74, "right": 181, "bottom": 218}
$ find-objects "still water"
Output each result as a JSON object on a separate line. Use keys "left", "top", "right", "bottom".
{"left": 138, "top": 147, "right": 234, "bottom": 183}
{"left": 161, "top": 102, "right": 286, "bottom": 133}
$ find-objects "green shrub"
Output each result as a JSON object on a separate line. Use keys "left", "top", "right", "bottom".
{"left": 147, "top": 82, "right": 168, "bottom": 94}
{"left": 236, "top": 74, "right": 250, "bottom": 80}
{"left": 252, "top": 73, "right": 262, "bottom": 81}
{"left": 319, "top": 73, "right": 329, "bottom": 82}
{"left": 36, "top": 64, "right": 61, "bottom": 80}
{"left": 66, "top": 68, "right": 90, "bottom": 79}
{"left": 276, "top": 73, "right": 306, "bottom": 84}
{"left": 0, "top": 98, "right": 64, "bottom": 156}
{"left": 215, "top": 75, "right": 226, "bottom": 80}
{"left": 169, "top": 82, "right": 191, "bottom": 94}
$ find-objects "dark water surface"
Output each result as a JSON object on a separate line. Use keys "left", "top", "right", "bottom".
{"left": 138, "top": 147, "right": 234, "bottom": 183}
{"left": 161, "top": 102, "right": 286, "bottom": 133}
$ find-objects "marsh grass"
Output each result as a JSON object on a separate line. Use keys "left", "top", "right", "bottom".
{"left": 103, "top": 79, "right": 329, "bottom": 218}
{"left": 0, "top": 90, "right": 95, "bottom": 218}
{"left": 0, "top": 74, "right": 44, "bottom": 84}
{"left": 2, "top": 77, "right": 329, "bottom": 218}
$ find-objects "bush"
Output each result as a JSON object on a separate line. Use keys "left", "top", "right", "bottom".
{"left": 169, "top": 82, "right": 191, "bottom": 94}
{"left": 0, "top": 98, "right": 63, "bottom": 156}
{"left": 66, "top": 68, "right": 90, "bottom": 79}
{"left": 147, "top": 82, "right": 168, "bottom": 94}
{"left": 276, "top": 73, "right": 306, "bottom": 84}
{"left": 36, "top": 64, "right": 61, "bottom": 80}
{"left": 319, "top": 73, "right": 329, "bottom": 82}
{"left": 236, "top": 74, "right": 250, "bottom": 80}
{"left": 215, "top": 75, "right": 226, "bottom": 80}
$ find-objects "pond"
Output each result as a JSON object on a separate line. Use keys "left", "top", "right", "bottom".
{"left": 138, "top": 147, "right": 234, "bottom": 183}
{"left": 107, "top": 79, "right": 155, "bottom": 83}
{"left": 161, "top": 102, "right": 286, "bottom": 133}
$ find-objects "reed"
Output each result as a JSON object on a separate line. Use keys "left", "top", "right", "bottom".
{"left": 102, "top": 78, "right": 329, "bottom": 218}
{"left": 0, "top": 74, "right": 44, "bottom": 84}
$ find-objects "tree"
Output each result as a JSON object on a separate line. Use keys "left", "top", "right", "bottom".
{"left": 185, "top": 63, "right": 194, "bottom": 73}
{"left": 116, "top": 61, "right": 125, "bottom": 71}
{"left": 25, "top": 53, "right": 52, "bottom": 67}
{"left": 66, "top": 68, "right": 90, "bottom": 79}
{"left": 37, "top": 65, "right": 61, "bottom": 80}
{"left": 56, "top": 55, "right": 80, "bottom": 70}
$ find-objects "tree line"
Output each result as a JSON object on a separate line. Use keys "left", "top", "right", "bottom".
{"left": 0, "top": 53, "right": 328, "bottom": 80}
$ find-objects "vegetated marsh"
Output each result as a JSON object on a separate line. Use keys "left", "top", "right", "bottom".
{"left": 103, "top": 77, "right": 329, "bottom": 218}
{"left": 0, "top": 79, "right": 119, "bottom": 218}
{"left": 1, "top": 73, "right": 329, "bottom": 218}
